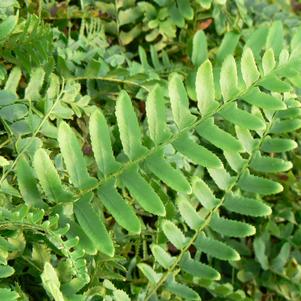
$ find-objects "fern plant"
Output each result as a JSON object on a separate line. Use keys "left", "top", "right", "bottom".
{"left": 1, "top": 2, "right": 301, "bottom": 300}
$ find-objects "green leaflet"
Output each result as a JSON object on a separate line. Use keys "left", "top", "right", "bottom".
{"left": 25, "top": 68, "right": 45, "bottom": 101}
{"left": 168, "top": 73, "right": 196, "bottom": 129}
{"left": 146, "top": 84, "right": 171, "bottom": 145}
{"left": 192, "top": 177, "right": 219, "bottom": 209}
{"left": 173, "top": 133, "right": 222, "bottom": 168}
{"left": 177, "top": 0, "right": 193, "bottom": 20}
{"left": 220, "top": 55, "right": 238, "bottom": 101}
{"left": 241, "top": 47, "right": 260, "bottom": 87}
{"left": 16, "top": 157, "right": 46, "bottom": 208}
{"left": 266, "top": 20, "right": 283, "bottom": 57}
{"left": 245, "top": 27, "right": 268, "bottom": 58}
{"left": 4, "top": 67, "right": 21, "bottom": 93}
{"left": 89, "top": 109, "right": 121, "bottom": 176}
{"left": 180, "top": 252, "right": 220, "bottom": 280}
{"left": 98, "top": 180, "right": 141, "bottom": 233}
{"left": 0, "top": 265, "right": 14, "bottom": 278}
{"left": 166, "top": 279, "right": 200, "bottom": 301}
{"left": 145, "top": 150, "right": 191, "bottom": 193}
{"left": 262, "top": 49, "right": 276, "bottom": 75}
{"left": 74, "top": 193, "right": 114, "bottom": 257}
{"left": 260, "top": 137, "right": 297, "bottom": 152}
{"left": 58, "top": 122, "right": 97, "bottom": 190}
{"left": 120, "top": 166, "right": 165, "bottom": 216}
{"left": 33, "top": 149, "right": 73, "bottom": 203}
{"left": 151, "top": 244, "right": 175, "bottom": 269}
{"left": 116, "top": 90, "right": 146, "bottom": 160}
{"left": 197, "top": 118, "right": 243, "bottom": 152}
{"left": 241, "top": 87, "right": 286, "bottom": 110}
{"left": 250, "top": 152, "right": 292, "bottom": 173}
{"left": 0, "top": 288, "right": 19, "bottom": 300}
{"left": 177, "top": 197, "right": 203, "bottom": 230}
{"left": 196, "top": 60, "right": 219, "bottom": 115}
{"left": 162, "top": 220, "right": 187, "bottom": 249}
{"left": 216, "top": 32, "right": 240, "bottom": 65}
{"left": 224, "top": 193, "right": 272, "bottom": 217}
{"left": 270, "top": 119, "right": 301, "bottom": 134}
{"left": 0, "top": 15, "right": 18, "bottom": 41}
{"left": 67, "top": 220, "right": 97, "bottom": 255}
{"left": 209, "top": 213, "right": 256, "bottom": 237}
{"left": 191, "top": 30, "right": 208, "bottom": 66}
{"left": 238, "top": 170, "right": 283, "bottom": 195}
{"left": 41, "top": 262, "right": 64, "bottom": 301}
{"left": 137, "top": 263, "right": 160, "bottom": 284}
{"left": 196, "top": 235, "right": 240, "bottom": 261}
{"left": 259, "top": 76, "right": 291, "bottom": 93}
{"left": 208, "top": 167, "right": 233, "bottom": 191}
{"left": 219, "top": 102, "right": 265, "bottom": 130}
{"left": 224, "top": 151, "right": 245, "bottom": 172}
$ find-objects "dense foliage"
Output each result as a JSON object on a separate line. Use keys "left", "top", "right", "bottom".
{"left": 1, "top": 1, "right": 301, "bottom": 300}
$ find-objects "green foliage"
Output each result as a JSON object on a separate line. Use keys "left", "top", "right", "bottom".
{"left": 1, "top": 1, "right": 301, "bottom": 300}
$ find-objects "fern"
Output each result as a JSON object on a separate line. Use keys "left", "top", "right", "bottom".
{"left": 1, "top": 23, "right": 299, "bottom": 299}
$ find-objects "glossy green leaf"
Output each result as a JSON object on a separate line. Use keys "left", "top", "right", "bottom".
{"left": 261, "top": 137, "right": 297, "bottom": 152}
{"left": 191, "top": 30, "right": 207, "bottom": 66}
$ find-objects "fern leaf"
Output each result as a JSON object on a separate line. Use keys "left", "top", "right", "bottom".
{"left": 238, "top": 170, "right": 283, "bottom": 195}
{"left": 177, "top": 197, "right": 203, "bottom": 230}
{"left": 180, "top": 252, "right": 220, "bottom": 280}
{"left": 191, "top": 30, "right": 207, "bottom": 66}
{"left": 220, "top": 55, "right": 238, "bottom": 101}
{"left": 241, "top": 47, "right": 260, "bottom": 87}
{"left": 196, "top": 235, "right": 240, "bottom": 261}
{"left": 162, "top": 220, "right": 187, "bottom": 250}
{"left": 16, "top": 157, "right": 46, "bottom": 208}
{"left": 120, "top": 166, "right": 166, "bottom": 216}
{"left": 196, "top": 60, "right": 219, "bottom": 115}
{"left": 74, "top": 193, "right": 114, "bottom": 257}
{"left": 260, "top": 137, "right": 297, "bottom": 152}
{"left": 197, "top": 118, "right": 243, "bottom": 152}
{"left": 151, "top": 244, "right": 175, "bottom": 269}
{"left": 241, "top": 87, "right": 285, "bottom": 110}
{"left": 89, "top": 110, "right": 121, "bottom": 176}
{"left": 209, "top": 213, "right": 256, "bottom": 237}
{"left": 33, "top": 149, "right": 73, "bottom": 203}
{"left": 97, "top": 180, "right": 141, "bottom": 233}
{"left": 146, "top": 84, "right": 171, "bottom": 145}
{"left": 58, "top": 122, "right": 97, "bottom": 190}
{"left": 138, "top": 263, "right": 161, "bottom": 284}
{"left": 173, "top": 133, "right": 222, "bottom": 168}
{"left": 166, "top": 278, "right": 200, "bottom": 300}
{"left": 0, "top": 15, "right": 18, "bottom": 41}
{"left": 116, "top": 90, "right": 146, "bottom": 160}
{"left": 223, "top": 193, "right": 272, "bottom": 217}
{"left": 219, "top": 102, "right": 265, "bottom": 130}
{"left": 168, "top": 73, "right": 196, "bottom": 129}
{"left": 145, "top": 150, "right": 191, "bottom": 193}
